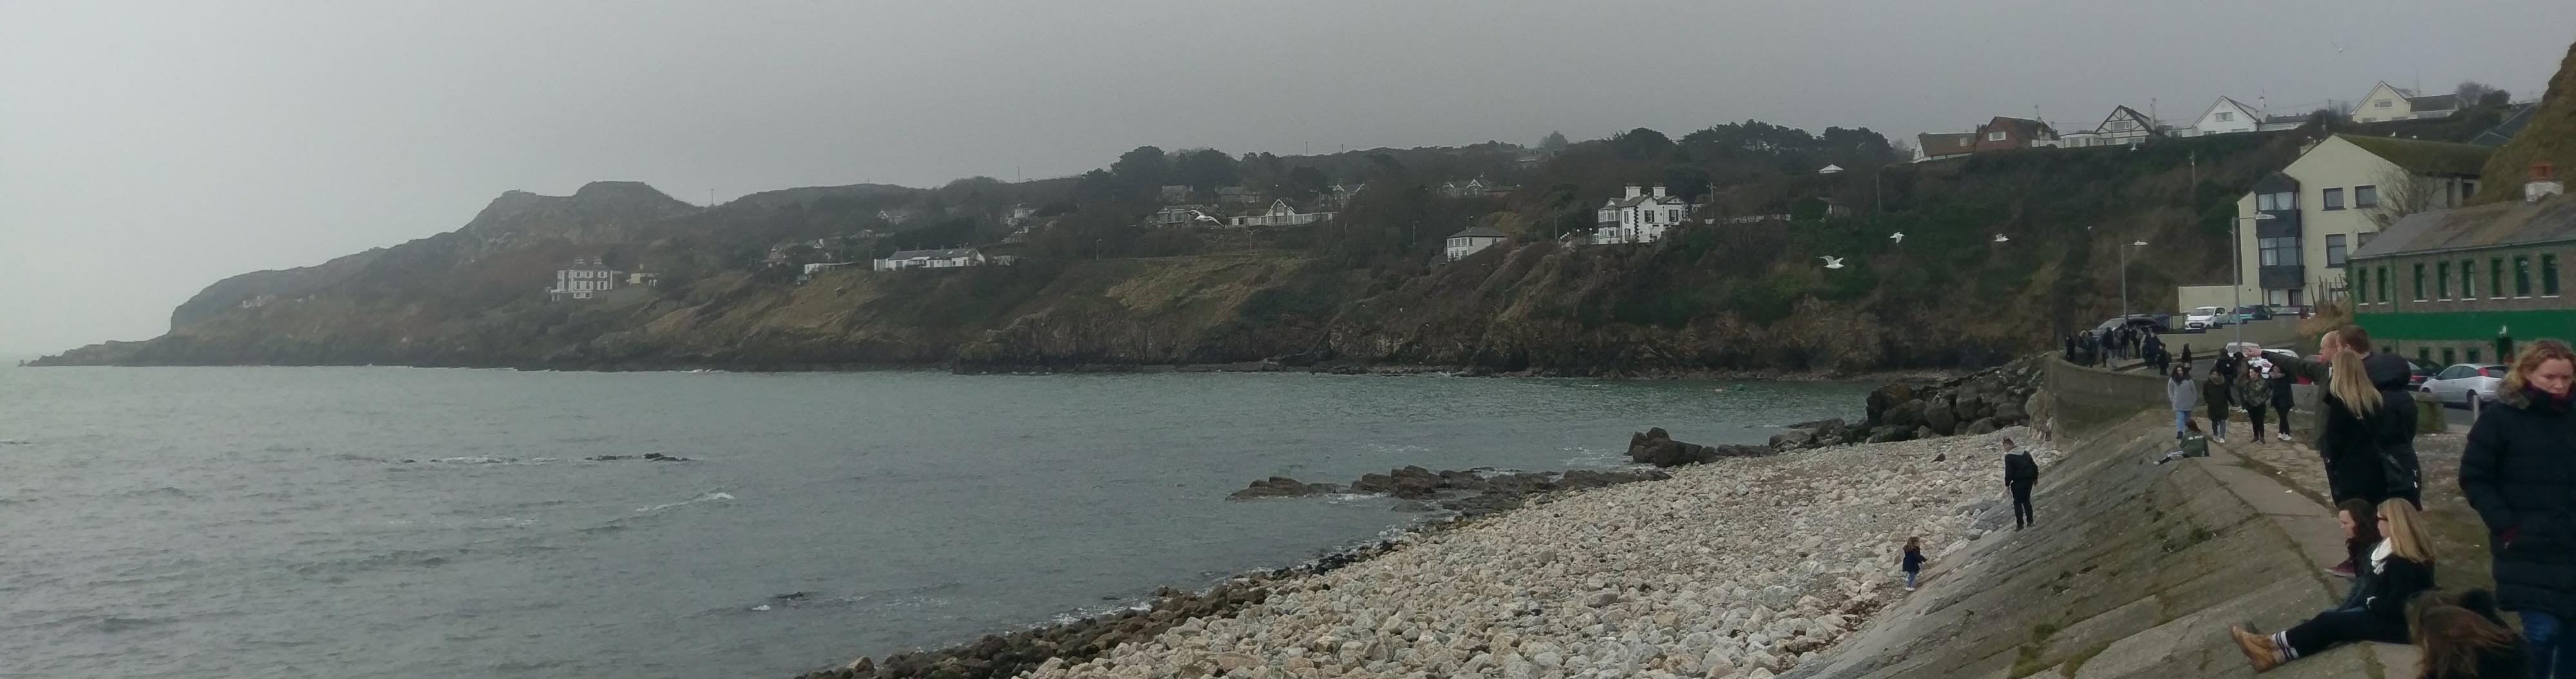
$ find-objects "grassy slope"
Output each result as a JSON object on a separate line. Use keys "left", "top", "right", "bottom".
{"left": 2474, "top": 41, "right": 2576, "bottom": 204}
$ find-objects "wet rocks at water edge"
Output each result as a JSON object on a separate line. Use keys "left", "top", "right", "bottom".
{"left": 1764, "top": 355, "right": 2047, "bottom": 452}
{"left": 1625, "top": 427, "right": 1770, "bottom": 467}
{"left": 1229, "top": 466, "right": 1671, "bottom": 517}
{"left": 583, "top": 452, "right": 690, "bottom": 462}
{"left": 1011, "top": 427, "right": 2057, "bottom": 679}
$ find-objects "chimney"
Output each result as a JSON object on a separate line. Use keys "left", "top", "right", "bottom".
{"left": 2528, "top": 162, "right": 2564, "bottom": 203}
{"left": 1624, "top": 185, "right": 1642, "bottom": 200}
{"left": 1652, "top": 185, "right": 1668, "bottom": 199}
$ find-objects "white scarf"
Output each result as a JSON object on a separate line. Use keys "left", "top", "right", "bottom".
{"left": 2369, "top": 539, "right": 2393, "bottom": 573}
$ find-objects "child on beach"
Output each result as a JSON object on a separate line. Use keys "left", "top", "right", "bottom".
{"left": 1901, "top": 537, "right": 1926, "bottom": 591}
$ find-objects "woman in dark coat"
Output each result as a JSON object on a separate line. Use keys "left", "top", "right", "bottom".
{"left": 2232, "top": 499, "right": 2439, "bottom": 671}
{"left": 2204, "top": 367, "right": 2236, "bottom": 442}
{"left": 2318, "top": 347, "right": 2425, "bottom": 507}
{"left": 2461, "top": 339, "right": 2576, "bottom": 678}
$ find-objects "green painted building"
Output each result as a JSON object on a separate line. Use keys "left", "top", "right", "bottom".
{"left": 2349, "top": 181, "right": 2573, "bottom": 366}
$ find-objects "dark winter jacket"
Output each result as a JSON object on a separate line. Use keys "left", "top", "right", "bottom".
{"left": 2318, "top": 355, "right": 2425, "bottom": 504}
{"left": 2461, "top": 386, "right": 2576, "bottom": 617}
{"left": 2003, "top": 450, "right": 2038, "bottom": 487}
{"left": 2202, "top": 375, "right": 2233, "bottom": 414}
{"left": 2358, "top": 552, "right": 2437, "bottom": 623}
{"left": 1901, "top": 546, "right": 1924, "bottom": 573}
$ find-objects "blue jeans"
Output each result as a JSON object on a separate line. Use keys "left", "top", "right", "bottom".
{"left": 2529, "top": 611, "right": 2567, "bottom": 678}
{"left": 1904, "top": 570, "right": 1917, "bottom": 588}
{"left": 2174, "top": 410, "right": 2192, "bottom": 436}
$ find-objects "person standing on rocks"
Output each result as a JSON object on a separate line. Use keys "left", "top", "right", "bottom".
{"left": 1900, "top": 537, "right": 1926, "bottom": 591}
{"left": 2459, "top": 339, "right": 2576, "bottom": 678}
{"left": 2168, "top": 364, "right": 2200, "bottom": 438}
{"left": 2230, "top": 499, "right": 2439, "bottom": 671}
{"left": 2002, "top": 438, "right": 2038, "bottom": 530}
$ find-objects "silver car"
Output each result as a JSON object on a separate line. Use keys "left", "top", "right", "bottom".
{"left": 2421, "top": 364, "right": 2508, "bottom": 405}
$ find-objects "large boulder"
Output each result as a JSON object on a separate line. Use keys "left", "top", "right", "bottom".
{"left": 1864, "top": 425, "right": 1914, "bottom": 443}
{"left": 1924, "top": 402, "right": 1958, "bottom": 436}
{"left": 1627, "top": 427, "right": 1733, "bottom": 467}
{"left": 1951, "top": 392, "right": 1985, "bottom": 423}
{"left": 1962, "top": 417, "right": 2001, "bottom": 435}
{"left": 1350, "top": 465, "right": 1443, "bottom": 499}
{"left": 1882, "top": 400, "right": 1928, "bottom": 429}
{"left": 1865, "top": 384, "right": 1919, "bottom": 424}
{"left": 1768, "top": 429, "right": 1817, "bottom": 450}
{"left": 1992, "top": 397, "right": 2029, "bottom": 427}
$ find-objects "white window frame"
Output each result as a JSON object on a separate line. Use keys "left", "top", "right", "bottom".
{"left": 1985, "top": 131, "right": 2007, "bottom": 141}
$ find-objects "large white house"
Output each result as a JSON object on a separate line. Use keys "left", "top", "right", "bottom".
{"left": 2351, "top": 82, "right": 2462, "bottom": 124}
{"left": 1594, "top": 185, "right": 1688, "bottom": 245}
{"left": 1444, "top": 226, "right": 1508, "bottom": 262}
{"left": 547, "top": 257, "right": 623, "bottom": 301}
{"left": 873, "top": 247, "right": 990, "bottom": 271}
{"left": 2058, "top": 105, "right": 2161, "bottom": 148}
{"left": 2187, "top": 97, "right": 2306, "bottom": 136}
{"left": 2230, "top": 134, "right": 2492, "bottom": 309}
{"left": 1229, "top": 200, "right": 1334, "bottom": 227}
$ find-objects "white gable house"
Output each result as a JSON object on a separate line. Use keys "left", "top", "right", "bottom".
{"left": 872, "top": 247, "right": 990, "bottom": 271}
{"left": 1593, "top": 185, "right": 1687, "bottom": 245}
{"left": 2352, "top": 82, "right": 2462, "bottom": 124}
{"left": 1444, "top": 226, "right": 1509, "bottom": 262}
{"left": 1230, "top": 200, "right": 1333, "bottom": 227}
{"left": 2060, "top": 106, "right": 2161, "bottom": 147}
{"left": 547, "top": 257, "right": 623, "bottom": 301}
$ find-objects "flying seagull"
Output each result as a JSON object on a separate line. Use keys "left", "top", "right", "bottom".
{"left": 1993, "top": 234, "right": 2011, "bottom": 243}
{"left": 1193, "top": 212, "right": 1220, "bottom": 224}
{"left": 1818, "top": 256, "right": 1845, "bottom": 269}
{"left": 1889, "top": 232, "right": 1905, "bottom": 245}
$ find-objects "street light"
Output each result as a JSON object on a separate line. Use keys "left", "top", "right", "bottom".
{"left": 2233, "top": 212, "right": 2278, "bottom": 345}
{"left": 2120, "top": 240, "right": 2149, "bottom": 322}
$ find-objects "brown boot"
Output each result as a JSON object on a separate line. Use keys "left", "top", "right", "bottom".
{"left": 2230, "top": 626, "right": 2280, "bottom": 671}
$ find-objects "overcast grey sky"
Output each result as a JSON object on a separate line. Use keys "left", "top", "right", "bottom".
{"left": 3, "top": 1, "right": 2570, "bottom": 355}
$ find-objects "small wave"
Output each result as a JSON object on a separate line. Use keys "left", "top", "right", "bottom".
{"left": 287, "top": 549, "right": 463, "bottom": 577}
{"left": 635, "top": 491, "right": 735, "bottom": 513}
{"left": 96, "top": 616, "right": 174, "bottom": 633}
{"left": 1321, "top": 492, "right": 1390, "bottom": 502}
{"left": 0, "top": 438, "right": 32, "bottom": 445}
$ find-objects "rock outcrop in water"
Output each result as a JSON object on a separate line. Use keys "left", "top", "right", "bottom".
{"left": 1763, "top": 355, "right": 2047, "bottom": 452}
{"left": 1227, "top": 466, "right": 1671, "bottom": 517}
{"left": 1624, "top": 427, "right": 1770, "bottom": 467}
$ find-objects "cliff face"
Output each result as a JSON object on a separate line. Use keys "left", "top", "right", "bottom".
{"left": 40, "top": 133, "right": 2309, "bottom": 374}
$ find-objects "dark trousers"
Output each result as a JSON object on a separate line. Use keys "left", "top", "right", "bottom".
{"left": 2246, "top": 405, "right": 2268, "bottom": 438}
{"left": 2009, "top": 482, "right": 2034, "bottom": 528}
{"left": 2284, "top": 609, "right": 2407, "bottom": 657}
{"left": 2272, "top": 393, "right": 2295, "bottom": 437}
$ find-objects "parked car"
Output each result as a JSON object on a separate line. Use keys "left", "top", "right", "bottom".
{"left": 2183, "top": 306, "right": 2228, "bottom": 331}
{"left": 2094, "top": 314, "right": 2169, "bottom": 335}
{"left": 2404, "top": 358, "right": 2441, "bottom": 389}
{"left": 2233, "top": 304, "right": 2275, "bottom": 322}
{"left": 2421, "top": 364, "right": 2510, "bottom": 405}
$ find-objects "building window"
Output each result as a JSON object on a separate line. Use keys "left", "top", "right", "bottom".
{"left": 2493, "top": 257, "right": 2506, "bottom": 298}
{"left": 2547, "top": 254, "right": 2562, "bottom": 296}
{"left": 2259, "top": 237, "right": 2300, "bottom": 266}
{"left": 2443, "top": 348, "right": 2457, "bottom": 366}
{"left": 2355, "top": 185, "right": 2378, "bottom": 208}
{"left": 2376, "top": 99, "right": 2393, "bottom": 108}
{"left": 2326, "top": 234, "right": 2348, "bottom": 266}
{"left": 2323, "top": 188, "right": 2345, "bottom": 210}
{"left": 2217, "top": 112, "right": 2235, "bottom": 122}
{"left": 2470, "top": 348, "right": 2483, "bottom": 364}
{"left": 2438, "top": 261, "right": 2452, "bottom": 299}
{"left": 2354, "top": 268, "right": 2370, "bottom": 303}
{"left": 2419, "top": 348, "right": 2432, "bottom": 364}
{"left": 2257, "top": 191, "right": 2295, "bottom": 211}
{"left": 2414, "top": 263, "right": 2427, "bottom": 301}
{"left": 2464, "top": 260, "right": 2477, "bottom": 298}
{"left": 2378, "top": 266, "right": 2391, "bottom": 304}
{"left": 2517, "top": 256, "right": 2534, "bottom": 297}
{"left": 1987, "top": 131, "right": 2007, "bottom": 141}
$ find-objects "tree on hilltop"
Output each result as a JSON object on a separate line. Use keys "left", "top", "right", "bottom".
{"left": 1539, "top": 131, "right": 1569, "bottom": 151}
{"left": 1112, "top": 146, "right": 1171, "bottom": 188}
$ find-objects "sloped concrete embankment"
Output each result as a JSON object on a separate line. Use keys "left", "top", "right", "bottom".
{"left": 1781, "top": 407, "right": 2409, "bottom": 678}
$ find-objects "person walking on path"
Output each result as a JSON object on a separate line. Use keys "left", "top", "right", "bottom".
{"left": 2146, "top": 333, "right": 2168, "bottom": 375}
{"left": 2203, "top": 367, "right": 2235, "bottom": 443}
{"left": 1900, "top": 537, "right": 1926, "bottom": 591}
{"left": 2003, "top": 438, "right": 2038, "bottom": 530}
{"left": 2230, "top": 499, "right": 2439, "bottom": 671}
{"left": 2268, "top": 354, "right": 2298, "bottom": 443}
{"left": 2459, "top": 339, "right": 2576, "bottom": 678}
{"left": 2169, "top": 364, "right": 2200, "bottom": 438}
{"left": 2236, "top": 358, "right": 2275, "bottom": 443}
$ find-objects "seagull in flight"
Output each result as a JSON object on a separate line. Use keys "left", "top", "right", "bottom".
{"left": 1818, "top": 256, "right": 1845, "bottom": 269}
{"left": 1193, "top": 212, "right": 1220, "bottom": 224}
{"left": 1889, "top": 232, "right": 1905, "bottom": 245}
{"left": 2331, "top": 40, "right": 2346, "bottom": 53}
{"left": 1992, "top": 234, "right": 2011, "bottom": 243}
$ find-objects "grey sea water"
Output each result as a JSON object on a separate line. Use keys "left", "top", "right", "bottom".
{"left": 0, "top": 364, "right": 1868, "bottom": 678}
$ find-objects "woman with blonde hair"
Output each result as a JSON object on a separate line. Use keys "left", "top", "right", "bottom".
{"left": 2319, "top": 346, "right": 2425, "bottom": 507}
{"left": 2231, "top": 499, "right": 2438, "bottom": 671}
{"left": 2461, "top": 338, "right": 2576, "bottom": 678}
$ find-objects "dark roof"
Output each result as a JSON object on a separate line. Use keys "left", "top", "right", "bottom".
{"left": 2406, "top": 94, "right": 2462, "bottom": 111}
{"left": 2472, "top": 105, "right": 2538, "bottom": 147}
{"left": 1983, "top": 116, "right": 2057, "bottom": 138}
{"left": 2262, "top": 113, "right": 2310, "bottom": 125}
{"left": 2337, "top": 134, "right": 2496, "bottom": 176}
{"left": 2349, "top": 194, "right": 2576, "bottom": 260}
{"left": 1918, "top": 132, "right": 1976, "bottom": 152}
{"left": 1448, "top": 226, "right": 1508, "bottom": 239}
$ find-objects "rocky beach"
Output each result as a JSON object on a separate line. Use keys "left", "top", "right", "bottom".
{"left": 800, "top": 423, "right": 2054, "bottom": 679}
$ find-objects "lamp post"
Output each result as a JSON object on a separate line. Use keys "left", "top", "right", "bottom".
{"left": 2232, "top": 212, "right": 2278, "bottom": 346}
{"left": 2120, "top": 240, "right": 2149, "bottom": 322}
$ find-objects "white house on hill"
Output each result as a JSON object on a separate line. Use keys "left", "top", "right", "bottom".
{"left": 2188, "top": 97, "right": 2304, "bottom": 136}
{"left": 1230, "top": 200, "right": 1333, "bottom": 227}
{"left": 2352, "top": 82, "right": 2462, "bottom": 123}
{"left": 547, "top": 257, "right": 623, "bottom": 301}
{"left": 1444, "top": 226, "right": 1508, "bottom": 261}
{"left": 1594, "top": 185, "right": 1687, "bottom": 245}
{"left": 2060, "top": 105, "right": 2161, "bottom": 147}
{"left": 873, "top": 247, "right": 990, "bottom": 271}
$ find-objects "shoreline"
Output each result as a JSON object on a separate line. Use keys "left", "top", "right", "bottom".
{"left": 793, "top": 427, "right": 2043, "bottom": 679}
{"left": 20, "top": 357, "right": 1969, "bottom": 383}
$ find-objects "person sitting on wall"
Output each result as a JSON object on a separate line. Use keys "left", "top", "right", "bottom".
{"left": 2230, "top": 499, "right": 2438, "bottom": 671}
